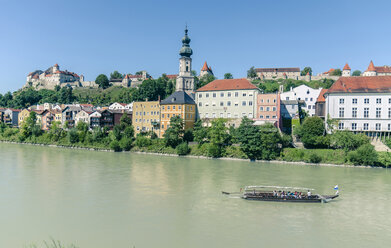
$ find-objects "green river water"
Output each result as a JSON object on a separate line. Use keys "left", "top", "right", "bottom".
{"left": 0, "top": 143, "right": 390, "bottom": 248}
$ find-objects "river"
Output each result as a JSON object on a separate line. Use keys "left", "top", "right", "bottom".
{"left": 0, "top": 143, "right": 390, "bottom": 247}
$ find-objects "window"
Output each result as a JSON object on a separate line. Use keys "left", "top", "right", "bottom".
{"left": 273, "top": 107, "right": 276, "bottom": 111}
{"left": 205, "top": 103, "right": 209, "bottom": 106}
{"left": 352, "top": 98, "right": 357, "bottom": 104}
{"left": 212, "top": 102, "right": 216, "bottom": 106}
{"left": 220, "top": 93, "right": 224, "bottom": 97}
{"left": 190, "top": 106, "right": 193, "bottom": 110}
{"left": 198, "top": 102, "right": 202, "bottom": 107}
{"left": 310, "top": 98, "right": 313, "bottom": 101}
{"left": 234, "top": 102, "right": 238, "bottom": 106}
{"left": 339, "top": 107, "right": 344, "bottom": 118}
{"left": 286, "top": 97, "right": 290, "bottom": 101}
{"left": 339, "top": 98, "right": 344, "bottom": 104}
{"left": 389, "top": 108, "right": 391, "bottom": 118}
{"left": 227, "top": 113, "right": 231, "bottom": 118}
{"left": 212, "top": 113, "right": 216, "bottom": 118}
{"left": 227, "top": 101, "right": 231, "bottom": 106}
{"left": 249, "top": 101, "right": 253, "bottom": 106}
{"left": 249, "top": 113, "right": 253, "bottom": 118}
{"left": 260, "top": 106, "right": 264, "bottom": 111}
{"left": 267, "top": 99, "right": 270, "bottom": 103}
{"left": 235, "top": 92, "right": 239, "bottom": 97}
{"left": 260, "top": 115, "right": 264, "bottom": 118}
{"left": 352, "top": 108, "right": 357, "bottom": 118}
{"left": 338, "top": 122, "right": 344, "bottom": 130}
{"left": 388, "top": 123, "right": 391, "bottom": 131}
{"left": 273, "top": 99, "right": 276, "bottom": 103}
{"left": 167, "top": 106, "right": 170, "bottom": 110}
{"left": 173, "top": 106, "right": 175, "bottom": 110}
{"left": 266, "top": 107, "right": 270, "bottom": 111}
{"left": 364, "top": 98, "right": 369, "bottom": 104}
{"left": 199, "top": 93, "right": 202, "bottom": 98}
{"left": 242, "top": 113, "right": 246, "bottom": 117}
{"left": 205, "top": 113, "right": 209, "bottom": 118}
{"left": 376, "top": 98, "right": 382, "bottom": 104}
{"left": 220, "top": 113, "right": 224, "bottom": 118}
{"left": 162, "top": 114, "right": 165, "bottom": 118}
{"left": 364, "top": 108, "right": 369, "bottom": 118}
{"left": 220, "top": 102, "right": 224, "bottom": 106}
{"left": 228, "top": 92, "right": 231, "bottom": 97}
{"left": 243, "top": 93, "right": 247, "bottom": 97}
{"left": 179, "top": 106, "right": 181, "bottom": 110}
{"left": 351, "top": 123, "right": 357, "bottom": 130}
{"left": 206, "top": 93, "right": 209, "bottom": 98}
{"left": 389, "top": 98, "right": 391, "bottom": 104}
{"left": 242, "top": 101, "right": 246, "bottom": 106}
{"left": 364, "top": 123, "right": 369, "bottom": 130}
{"left": 376, "top": 108, "right": 381, "bottom": 118}
{"left": 266, "top": 115, "right": 270, "bottom": 118}
{"left": 167, "top": 114, "right": 170, "bottom": 118}
{"left": 305, "top": 98, "right": 308, "bottom": 101}
{"left": 213, "top": 93, "right": 216, "bottom": 98}
{"left": 376, "top": 123, "right": 381, "bottom": 131}
{"left": 272, "top": 115, "right": 277, "bottom": 118}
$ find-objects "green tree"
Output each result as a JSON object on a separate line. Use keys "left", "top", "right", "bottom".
{"left": 352, "top": 70, "right": 361, "bottom": 76}
{"left": 258, "top": 123, "right": 282, "bottom": 160}
{"left": 330, "top": 69, "right": 342, "bottom": 76}
{"left": 348, "top": 144, "right": 378, "bottom": 166}
{"left": 330, "top": 131, "right": 369, "bottom": 152}
{"left": 300, "top": 67, "right": 312, "bottom": 76}
{"left": 196, "top": 74, "right": 216, "bottom": 89}
{"left": 110, "top": 71, "right": 123, "bottom": 80}
{"left": 236, "top": 117, "right": 263, "bottom": 160}
{"left": 21, "top": 111, "right": 39, "bottom": 138}
{"left": 120, "top": 113, "right": 132, "bottom": 129}
{"left": 193, "top": 120, "right": 208, "bottom": 146}
{"left": 58, "top": 87, "right": 75, "bottom": 104}
{"left": 95, "top": 74, "right": 110, "bottom": 89}
{"left": 163, "top": 116, "right": 184, "bottom": 148}
{"left": 294, "top": 116, "right": 329, "bottom": 148}
{"left": 207, "top": 118, "right": 230, "bottom": 157}
{"left": 224, "top": 73, "right": 233, "bottom": 79}
{"left": 112, "top": 125, "right": 122, "bottom": 141}
{"left": 247, "top": 66, "right": 257, "bottom": 78}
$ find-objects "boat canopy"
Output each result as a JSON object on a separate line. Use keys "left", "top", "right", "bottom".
{"left": 245, "top": 185, "right": 315, "bottom": 191}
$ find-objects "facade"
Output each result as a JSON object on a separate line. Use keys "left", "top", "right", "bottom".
{"left": 342, "top": 63, "right": 351, "bottom": 77}
{"left": 100, "top": 110, "right": 114, "bottom": 129}
{"left": 111, "top": 110, "right": 132, "bottom": 127}
{"left": 89, "top": 111, "right": 102, "bottom": 129}
{"left": 280, "top": 85, "right": 322, "bottom": 117}
{"left": 280, "top": 100, "right": 302, "bottom": 133}
{"left": 62, "top": 106, "right": 82, "bottom": 128}
{"left": 195, "top": 78, "right": 259, "bottom": 120}
{"left": 3, "top": 108, "right": 20, "bottom": 126}
{"left": 199, "top": 61, "right": 214, "bottom": 78}
{"left": 175, "top": 27, "right": 195, "bottom": 96}
{"left": 254, "top": 93, "right": 281, "bottom": 128}
{"left": 75, "top": 110, "right": 92, "bottom": 127}
{"left": 256, "top": 67, "right": 300, "bottom": 80}
{"left": 325, "top": 76, "right": 391, "bottom": 136}
{"left": 18, "top": 109, "right": 31, "bottom": 127}
{"left": 132, "top": 100, "right": 161, "bottom": 135}
{"left": 315, "top": 89, "right": 328, "bottom": 118}
{"left": 160, "top": 91, "right": 196, "bottom": 138}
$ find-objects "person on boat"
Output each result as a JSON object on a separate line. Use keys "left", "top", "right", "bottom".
{"left": 298, "top": 192, "right": 302, "bottom": 199}
{"left": 307, "top": 190, "right": 312, "bottom": 198}
{"left": 273, "top": 190, "right": 277, "bottom": 197}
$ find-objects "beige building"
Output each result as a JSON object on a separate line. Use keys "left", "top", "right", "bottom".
{"left": 256, "top": 67, "right": 300, "bottom": 80}
{"left": 195, "top": 78, "right": 259, "bottom": 121}
{"left": 132, "top": 100, "right": 161, "bottom": 135}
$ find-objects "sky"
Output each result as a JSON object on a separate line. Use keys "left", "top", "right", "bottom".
{"left": 1, "top": 0, "right": 391, "bottom": 93}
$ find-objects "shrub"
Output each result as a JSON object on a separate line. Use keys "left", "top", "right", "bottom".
{"left": 307, "top": 153, "right": 322, "bottom": 163}
{"left": 330, "top": 131, "right": 369, "bottom": 152}
{"left": 135, "top": 135, "right": 152, "bottom": 148}
{"left": 67, "top": 129, "right": 79, "bottom": 144}
{"left": 3, "top": 128, "right": 18, "bottom": 137}
{"left": 347, "top": 144, "right": 378, "bottom": 166}
{"left": 207, "top": 143, "right": 222, "bottom": 158}
{"left": 225, "top": 145, "right": 248, "bottom": 159}
{"left": 176, "top": 142, "right": 190, "bottom": 155}
{"left": 119, "top": 138, "right": 133, "bottom": 151}
{"left": 377, "top": 152, "right": 391, "bottom": 167}
{"left": 110, "top": 140, "right": 122, "bottom": 152}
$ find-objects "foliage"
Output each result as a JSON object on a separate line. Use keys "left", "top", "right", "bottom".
{"left": 378, "top": 152, "right": 391, "bottom": 167}
{"left": 176, "top": 142, "right": 190, "bottom": 155}
{"left": 67, "top": 128, "right": 79, "bottom": 143}
{"left": 247, "top": 66, "right": 257, "bottom": 78}
{"left": 135, "top": 135, "right": 152, "bottom": 147}
{"left": 300, "top": 67, "right": 312, "bottom": 76}
{"left": 183, "top": 129, "right": 194, "bottom": 143}
{"left": 163, "top": 116, "right": 184, "bottom": 148}
{"left": 347, "top": 144, "right": 378, "bottom": 166}
{"left": 119, "top": 137, "right": 133, "bottom": 151}
{"left": 224, "top": 73, "right": 233, "bottom": 79}
{"left": 193, "top": 120, "right": 208, "bottom": 146}
{"left": 258, "top": 80, "right": 279, "bottom": 93}
{"left": 294, "top": 116, "right": 329, "bottom": 148}
{"left": 95, "top": 74, "right": 110, "bottom": 89}
{"left": 307, "top": 153, "right": 322, "bottom": 163}
{"left": 280, "top": 148, "right": 346, "bottom": 164}
{"left": 110, "top": 140, "right": 122, "bottom": 152}
{"left": 330, "top": 69, "right": 342, "bottom": 76}
{"left": 207, "top": 118, "right": 230, "bottom": 157}
{"left": 196, "top": 74, "right": 216, "bottom": 89}
{"left": 110, "top": 70, "right": 123, "bottom": 80}
{"left": 330, "top": 131, "right": 370, "bottom": 152}
{"left": 235, "top": 117, "right": 263, "bottom": 160}
{"left": 352, "top": 70, "right": 361, "bottom": 76}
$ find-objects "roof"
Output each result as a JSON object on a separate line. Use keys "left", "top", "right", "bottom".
{"left": 323, "top": 68, "right": 335, "bottom": 75}
{"left": 326, "top": 76, "right": 391, "bottom": 94}
{"left": 367, "top": 60, "right": 376, "bottom": 72}
{"left": 375, "top": 66, "right": 391, "bottom": 73}
{"left": 281, "top": 100, "right": 299, "bottom": 105}
{"left": 343, "top": 63, "right": 351, "bottom": 70}
{"left": 316, "top": 89, "right": 328, "bottom": 103}
{"left": 165, "top": 74, "right": 178, "bottom": 79}
{"left": 201, "top": 61, "right": 209, "bottom": 71}
{"left": 160, "top": 91, "right": 195, "bottom": 105}
{"left": 196, "top": 78, "right": 258, "bottom": 92}
{"left": 255, "top": 67, "right": 300, "bottom": 73}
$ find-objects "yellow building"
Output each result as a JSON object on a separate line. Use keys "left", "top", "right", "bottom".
{"left": 160, "top": 91, "right": 196, "bottom": 138}
{"left": 132, "top": 100, "right": 161, "bottom": 136}
{"left": 18, "top": 109, "right": 31, "bottom": 127}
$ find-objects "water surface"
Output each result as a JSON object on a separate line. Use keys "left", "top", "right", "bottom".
{"left": 0, "top": 143, "right": 390, "bottom": 247}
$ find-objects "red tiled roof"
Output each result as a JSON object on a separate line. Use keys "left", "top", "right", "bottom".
{"left": 323, "top": 68, "right": 335, "bottom": 75}
{"left": 367, "top": 60, "right": 376, "bottom": 72}
{"left": 343, "top": 63, "right": 351, "bottom": 70}
{"left": 327, "top": 76, "right": 391, "bottom": 94}
{"left": 201, "top": 61, "right": 209, "bottom": 71}
{"left": 375, "top": 66, "right": 391, "bottom": 73}
{"left": 316, "top": 89, "right": 328, "bottom": 102}
{"left": 166, "top": 74, "right": 178, "bottom": 79}
{"left": 196, "top": 78, "right": 258, "bottom": 92}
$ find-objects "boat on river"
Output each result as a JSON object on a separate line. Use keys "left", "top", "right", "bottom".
{"left": 222, "top": 185, "right": 339, "bottom": 203}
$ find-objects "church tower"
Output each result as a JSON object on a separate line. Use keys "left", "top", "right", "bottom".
{"left": 176, "top": 26, "right": 195, "bottom": 95}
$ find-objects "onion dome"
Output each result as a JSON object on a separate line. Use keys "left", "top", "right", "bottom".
{"left": 179, "top": 26, "right": 193, "bottom": 57}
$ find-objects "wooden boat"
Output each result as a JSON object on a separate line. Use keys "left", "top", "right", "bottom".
{"left": 223, "top": 185, "right": 339, "bottom": 203}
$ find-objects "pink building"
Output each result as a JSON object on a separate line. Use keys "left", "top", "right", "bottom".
{"left": 254, "top": 93, "right": 281, "bottom": 129}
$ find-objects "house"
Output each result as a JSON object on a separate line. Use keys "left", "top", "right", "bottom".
{"left": 132, "top": 100, "right": 161, "bottom": 135}
{"left": 108, "top": 102, "right": 127, "bottom": 110}
{"left": 160, "top": 91, "right": 196, "bottom": 138}
{"left": 89, "top": 111, "right": 102, "bottom": 129}
{"left": 62, "top": 106, "right": 82, "bottom": 128}
{"left": 40, "top": 110, "right": 57, "bottom": 130}
{"left": 195, "top": 78, "right": 259, "bottom": 122}
{"left": 100, "top": 109, "right": 114, "bottom": 129}
{"left": 18, "top": 109, "right": 31, "bottom": 127}
{"left": 325, "top": 76, "right": 391, "bottom": 136}
{"left": 280, "top": 100, "right": 302, "bottom": 133}
{"left": 75, "top": 110, "right": 93, "bottom": 127}
{"left": 280, "top": 85, "right": 322, "bottom": 117}
{"left": 254, "top": 93, "right": 281, "bottom": 129}
{"left": 111, "top": 110, "right": 132, "bottom": 127}
{"left": 363, "top": 60, "right": 391, "bottom": 77}
{"left": 315, "top": 89, "right": 328, "bottom": 119}
{"left": 256, "top": 67, "right": 300, "bottom": 80}
{"left": 199, "top": 61, "right": 214, "bottom": 78}
{"left": 4, "top": 109, "right": 21, "bottom": 127}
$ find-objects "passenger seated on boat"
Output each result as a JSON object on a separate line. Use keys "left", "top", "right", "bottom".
{"left": 307, "top": 190, "right": 312, "bottom": 198}
{"left": 273, "top": 190, "right": 277, "bottom": 197}
{"left": 298, "top": 192, "right": 302, "bottom": 199}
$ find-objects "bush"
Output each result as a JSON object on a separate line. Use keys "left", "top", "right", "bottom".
{"left": 378, "top": 152, "right": 391, "bottom": 167}
{"left": 119, "top": 138, "right": 133, "bottom": 151}
{"left": 176, "top": 142, "right": 190, "bottom": 155}
{"left": 3, "top": 128, "right": 18, "bottom": 137}
{"left": 207, "top": 143, "right": 222, "bottom": 158}
{"left": 135, "top": 135, "right": 152, "bottom": 148}
{"left": 347, "top": 144, "right": 378, "bottom": 166}
{"left": 281, "top": 148, "right": 346, "bottom": 164}
{"left": 67, "top": 129, "right": 79, "bottom": 144}
{"left": 225, "top": 145, "right": 248, "bottom": 159}
{"left": 307, "top": 153, "right": 322, "bottom": 163}
{"left": 330, "top": 131, "right": 369, "bottom": 152}
{"left": 110, "top": 140, "right": 122, "bottom": 152}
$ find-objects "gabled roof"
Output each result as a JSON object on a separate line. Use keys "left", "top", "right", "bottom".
{"left": 343, "top": 63, "right": 351, "bottom": 70}
{"left": 375, "top": 66, "right": 391, "bottom": 73}
{"left": 160, "top": 91, "right": 195, "bottom": 105}
{"left": 367, "top": 60, "right": 376, "bottom": 72}
{"left": 326, "top": 76, "right": 391, "bottom": 94}
{"left": 316, "top": 89, "right": 328, "bottom": 103}
{"left": 196, "top": 78, "right": 258, "bottom": 92}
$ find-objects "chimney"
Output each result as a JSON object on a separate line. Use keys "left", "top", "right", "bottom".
{"left": 158, "top": 95, "right": 161, "bottom": 102}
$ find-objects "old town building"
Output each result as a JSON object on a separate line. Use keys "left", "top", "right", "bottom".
{"left": 132, "top": 100, "right": 161, "bottom": 135}
{"left": 254, "top": 93, "right": 281, "bottom": 128}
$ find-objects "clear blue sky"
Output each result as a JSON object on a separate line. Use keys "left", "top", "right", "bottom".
{"left": 1, "top": 0, "right": 391, "bottom": 93}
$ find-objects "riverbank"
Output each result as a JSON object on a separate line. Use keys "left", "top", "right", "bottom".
{"left": 1, "top": 140, "right": 386, "bottom": 169}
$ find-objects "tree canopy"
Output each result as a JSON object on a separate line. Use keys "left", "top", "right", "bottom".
{"left": 95, "top": 74, "right": 110, "bottom": 89}
{"left": 300, "top": 67, "right": 312, "bottom": 76}
{"left": 110, "top": 71, "right": 123, "bottom": 80}
{"left": 330, "top": 69, "right": 342, "bottom": 76}
{"left": 352, "top": 70, "right": 361, "bottom": 76}
{"left": 224, "top": 73, "right": 233, "bottom": 79}
{"left": 247, "top": 66, "right": 257, "bottom": 78}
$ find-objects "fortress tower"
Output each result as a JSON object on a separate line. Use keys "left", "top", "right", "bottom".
{"left": 342, "top": 63, "right": 351, "bottom": 77}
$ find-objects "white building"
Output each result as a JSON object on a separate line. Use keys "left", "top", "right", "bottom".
{"left": 108, "top": 102, "right": 133, "bottom": 111}
{"left": 325, "top": 76, "right": 391, "bottom": 135}
{"left": 363, "top": 60, "right": 391, "bottom": 77}
{"left": 280, "top": 85, "right": 322, "bottom": 116}
{"left": 195, "top": 78, "right": 259, "bottom": 120}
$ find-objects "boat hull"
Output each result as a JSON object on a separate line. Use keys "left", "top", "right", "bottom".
{"left": 242, "top": 194, "right": 338, "bottom": 203}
